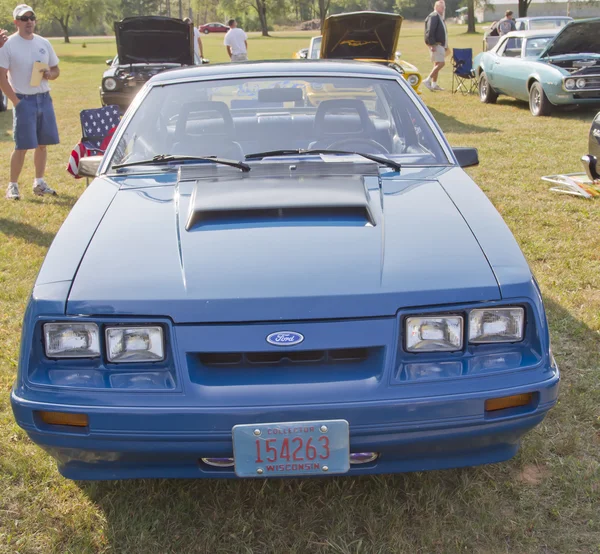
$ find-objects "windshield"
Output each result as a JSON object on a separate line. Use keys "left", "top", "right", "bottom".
{"left": 529, "top": 19, "right": 571, "bottom": 30}
{"left": 524, "top": 36, "right": 554, "bottom": 57}
{"left": 108, "top": 75, "right": 447, "bottom": 170}
{"left": 310, "top": 37, "right": 322, "bottom": 59}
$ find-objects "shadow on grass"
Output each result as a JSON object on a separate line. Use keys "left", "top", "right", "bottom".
{"left": 71, "top": 295, "right": 600, "bottom": 552}
{"left": 0, "top": 217, "right": 55, "bottom": 247}
{"left": 429, "top": 106, "right": 499, "bottom": 134}
{"left": 0, "top": 110, "right": 13, "bottom": 142}
{"left": 496, "top": 98, "right": 599, "bottom": 122}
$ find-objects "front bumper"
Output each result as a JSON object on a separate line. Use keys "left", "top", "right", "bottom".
{"left": 11, "top": 372, "right": 559, "bottom": 480}
{"left": 99, "top": 88, "right": 135, "bottom": 109}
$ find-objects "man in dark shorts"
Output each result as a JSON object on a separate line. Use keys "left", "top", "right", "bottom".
{"left": 0, "top": 4, "right": 60, "bottom": 200}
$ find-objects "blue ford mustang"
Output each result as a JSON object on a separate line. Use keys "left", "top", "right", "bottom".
{"left": 11, "top": 61, "right": 559, "bottom": 480}
{"left": 474, "top": 18, "right": 600, "bottom": 116}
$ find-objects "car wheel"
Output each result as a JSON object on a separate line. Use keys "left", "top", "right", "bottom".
{"left": 479, "top": 72, "right": 498, "bottom": 104}
{"left": 203, "top": 29, "right": 209, "bottom": 34}
{"left": 529, "top": 81, "right": 552, "bottom": 117}
{"left": 0, "top": 92, "right": 7, "bottom": 112}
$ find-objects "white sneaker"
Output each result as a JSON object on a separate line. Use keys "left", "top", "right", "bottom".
{"left": 32, "top": 179, "right": 57, "bottom": 197}
{"left": 432, "top": 83, "right": 445, "bottom": 91}
{"left": 5, "top": 182, "right": 20, "bottom": 200}
{"left": 422, "top": 79, "right": 436, "bottom": 91}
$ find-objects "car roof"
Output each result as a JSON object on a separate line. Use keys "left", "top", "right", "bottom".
{"left": 149, "top": 59, "right": 402, "bottom": 84}
{"left": 500, "top": 28, "right": 560, "bottom": 39}
{"left": 516, "top": 16, "right": 573, "bottom": 21}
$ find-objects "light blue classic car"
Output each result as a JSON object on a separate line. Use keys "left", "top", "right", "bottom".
{"left": 474, "top": 18, "right": 600, "bottom": 116}
{"left": 11, "top": 60, "right": 559, "bottom": 480}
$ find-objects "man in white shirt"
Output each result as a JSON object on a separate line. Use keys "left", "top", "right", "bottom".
{"left": 184, "top": 18, "right": 204, "bottom": 63}
{"left": 0, "top": 4, "right": 60, "bottom": 200}
{"left": 224, "top": 19, "right": 248, "bottom": 62}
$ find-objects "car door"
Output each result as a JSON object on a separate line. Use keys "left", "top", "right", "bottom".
{"left": 489, "top": 37, "right": 524, "bottom": 96}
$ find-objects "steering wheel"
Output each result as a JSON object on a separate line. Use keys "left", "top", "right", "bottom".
{"left": 325, "top": 138, "right": 390, "bottom": 155}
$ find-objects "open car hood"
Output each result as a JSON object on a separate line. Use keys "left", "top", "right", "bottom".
{"left": 320, "top": 11, "right": 402, "bottom": 61}
{"left": 115, "top": 16, "right": 194, "bottom": 65}
{"left": 541, "top": 17, "right": 600, "bottom": 57}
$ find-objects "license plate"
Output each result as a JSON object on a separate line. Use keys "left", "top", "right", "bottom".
{"left": 232, "top": 419, "right": 350, "bottom": 478}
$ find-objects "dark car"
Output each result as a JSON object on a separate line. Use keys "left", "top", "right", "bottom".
{"left": 199, "top": 22, "right": 229, "bottom": 34}
{"left": 100, "top": 16, "right": 195, "bottom": 111}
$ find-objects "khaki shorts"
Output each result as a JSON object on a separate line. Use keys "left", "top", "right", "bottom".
{"left": 430, "top": 44, "right": 447, "bottom": 63}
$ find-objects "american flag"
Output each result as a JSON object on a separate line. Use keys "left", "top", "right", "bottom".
{"left": 80, "top": 105, "right": 121, "bottom": 154}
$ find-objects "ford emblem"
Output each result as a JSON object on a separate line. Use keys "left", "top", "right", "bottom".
{"left": 266, "top": 331, "right": 304, "bottom": 347}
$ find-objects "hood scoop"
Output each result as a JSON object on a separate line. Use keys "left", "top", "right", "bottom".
{"left": 185, "top": 176, "right": 376, "bottom": 230}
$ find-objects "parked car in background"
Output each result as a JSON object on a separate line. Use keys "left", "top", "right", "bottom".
{"left": 11, "top": 59, "right": 558, "bottom": 480}
{"left": 100, "top": 16, "right": 196, "bottom": 111}
{"left": 474, "top": 18, "right": 600, "bottom": 116}
{"left": 515, "top": 16, "right": 573, "bottom": 31}
{"left": 308, "top": 35, "right": 322, "bottom": 59}
{"left": 294, "top": 47, "right": 309, "bottom": 59}
{"left": 319, "top": 12, "right": 422, "bottom": 93}
{"left": 199, "top": 22, "right": 229, "bottom": 34}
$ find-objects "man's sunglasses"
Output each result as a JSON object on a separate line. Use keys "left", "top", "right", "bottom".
{"left": 17, "top": 15, "right": 36, "bottom": 21}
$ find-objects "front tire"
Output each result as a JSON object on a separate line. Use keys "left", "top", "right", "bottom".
{"left": 479, "top": 71, "right": 498, "bottom": 104}
{"left": 203, "top": 29, "right": 209, "bottom": 34}
{"left": 529, "top": 81, "right": 552, "bottom": 116}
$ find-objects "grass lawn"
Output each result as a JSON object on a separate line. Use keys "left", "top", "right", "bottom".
{"left": 1, "top": 23, "right": 599, "bottom": 553}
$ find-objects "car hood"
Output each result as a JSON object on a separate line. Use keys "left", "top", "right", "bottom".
{"left": 114, "top": 16, "right": 193, "bottom": 65}
{"left": 541, "top": 17, "right": 600, "bottom": 57}
{"left": 320, "top": 11, "right": 402, "bottom": 61}
{"left": 66, "top": 168, "right": 501, "bottom": 323}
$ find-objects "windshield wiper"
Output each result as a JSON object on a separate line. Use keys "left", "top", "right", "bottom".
{"left": 112, "top": 154, "right": 251, "bottom": 172}
{"left": 245, "top": 149, "right": 401, "bottom": 172}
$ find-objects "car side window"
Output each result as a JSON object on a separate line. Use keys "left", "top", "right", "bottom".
{"left": 499, "top": 37, "right": 523, "bottom": 58}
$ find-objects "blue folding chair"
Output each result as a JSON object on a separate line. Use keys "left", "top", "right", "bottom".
{"left": 452, "top": 48, "right": 477, "bottom": 95}
{"left": 80, "top": 105, "right": 122, "bottom": 155}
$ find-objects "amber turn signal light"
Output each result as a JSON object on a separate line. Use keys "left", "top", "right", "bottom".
{"left": 485, "top": 393, "right": 533, "bottom": 412}
{"left": 38, "top": 411, "right": 89, "bottom": 427}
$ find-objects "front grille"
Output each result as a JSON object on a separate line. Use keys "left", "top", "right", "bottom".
{"left": 199, "top": 348, "right": 369, "bottom": 367}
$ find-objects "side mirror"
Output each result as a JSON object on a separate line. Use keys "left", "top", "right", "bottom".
{"left": 79, "top": 155, "right": 103, "bottom": 179}
{"left": 106, "top": 58, "right": 113, "bottom": 66}
{"left": 453, "top": 147, "right": 479, "bottom": 168}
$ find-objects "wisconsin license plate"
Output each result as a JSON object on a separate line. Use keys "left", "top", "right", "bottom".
{"left": 232, "top": 419, "right": 350, "bottom": 478}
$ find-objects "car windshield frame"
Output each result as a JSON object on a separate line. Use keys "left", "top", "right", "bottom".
{"left": 100, "top": 71, "right": 454, "bottom": 174}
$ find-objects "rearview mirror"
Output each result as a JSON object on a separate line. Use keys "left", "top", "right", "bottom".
{"left": 453, "top": 147, "right": 479, "bottom": 168}
{"left": 79, "top": 155, "right": 103, "bottom": 179}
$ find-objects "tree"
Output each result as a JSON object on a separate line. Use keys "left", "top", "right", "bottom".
{"left": 37, "top": 0, "right": 106, "bottom": 42}
{"left": 518, "top": 0, "right": 533, "bottom": 17}
{"left": 318, "top": 0, "right": 330, "bottom": 29}
{"left": 466, "top": 0, "right": 475, "bottom": 33}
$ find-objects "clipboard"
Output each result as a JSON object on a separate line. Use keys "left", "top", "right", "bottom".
{"left": 30, "top": 62, "right": 49, "bottom": 87}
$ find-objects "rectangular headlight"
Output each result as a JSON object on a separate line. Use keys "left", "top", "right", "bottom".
{"left": 106, "top": 326, "right": 164, "bottom": 363}
{"left": 469, "top": 307, "right": 524, "bottom": 344}
{"left": 405, "top": 316, "right": 463, "bottom": 352}
{"left": 44, "top": 323, "right": 100, "bottom": 358}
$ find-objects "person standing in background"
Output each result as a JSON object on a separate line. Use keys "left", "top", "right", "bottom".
{"left": 224, "top": 19, "right": 248, "bottom": 62}
{"left": 0, "top": 4, "right": 60, "bottom": 200}
{"left": 423, "top": 0, "right": 448, "bottom": 92}
{"left": 184, "top": 17, "right": 204, "bottom": 63}
{"left": 497, "top": 11, "right": 517, "bottom": 35}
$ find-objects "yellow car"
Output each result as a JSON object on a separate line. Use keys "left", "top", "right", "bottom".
{"left": 319, "top": 11, "right": 422, "bottom": 94}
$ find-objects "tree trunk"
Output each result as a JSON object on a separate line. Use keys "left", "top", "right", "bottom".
{"left": 466, "top": 0, "right": 476, "bottom": 33}
{"left": 318, "top": 0, "right": 330, "bottom": 30}
{"left": 56, "top": 15, "right": 70, "bottom": 43}
{"left": 254, "top": 0, "right": 270, "bottom": 36}
{"left": 518, "top": 0, "right": 531, "bottom": 18}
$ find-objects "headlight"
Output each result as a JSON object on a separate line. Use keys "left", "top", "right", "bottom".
{"left": 44, "top": 323, "right": 100, "bottom": 358}
{"left": 106, "top": 326, "right": 164, "bottom": 363}
{"left": 576, "top": 78, "right": 587, "bottom": 89}
{"left": 405, "top": 316, "right": 463, "bottom": 352}
{"left": 565, "top": 78, "right": 575, "bottom": 90}
{"left": 407, "top": 74, "right": 420, "bottom": 86}
{"left": 103, "top": 77, "right": 118, "bottom": 91}
{"left": 469, "top": 307, "right": 524, "bottom": 343}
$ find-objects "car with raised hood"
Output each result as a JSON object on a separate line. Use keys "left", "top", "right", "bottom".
{"left": 100, "top": 16, "right": 197, "bottom": 111}
{"left": 11, "top": 60, "right": 559, "bottom": 480}
{"left": 474, "top": 18, "right": 600, "bottom": 116}
{"left": 318, "top": 11, "right": 422, "bottom": 93}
